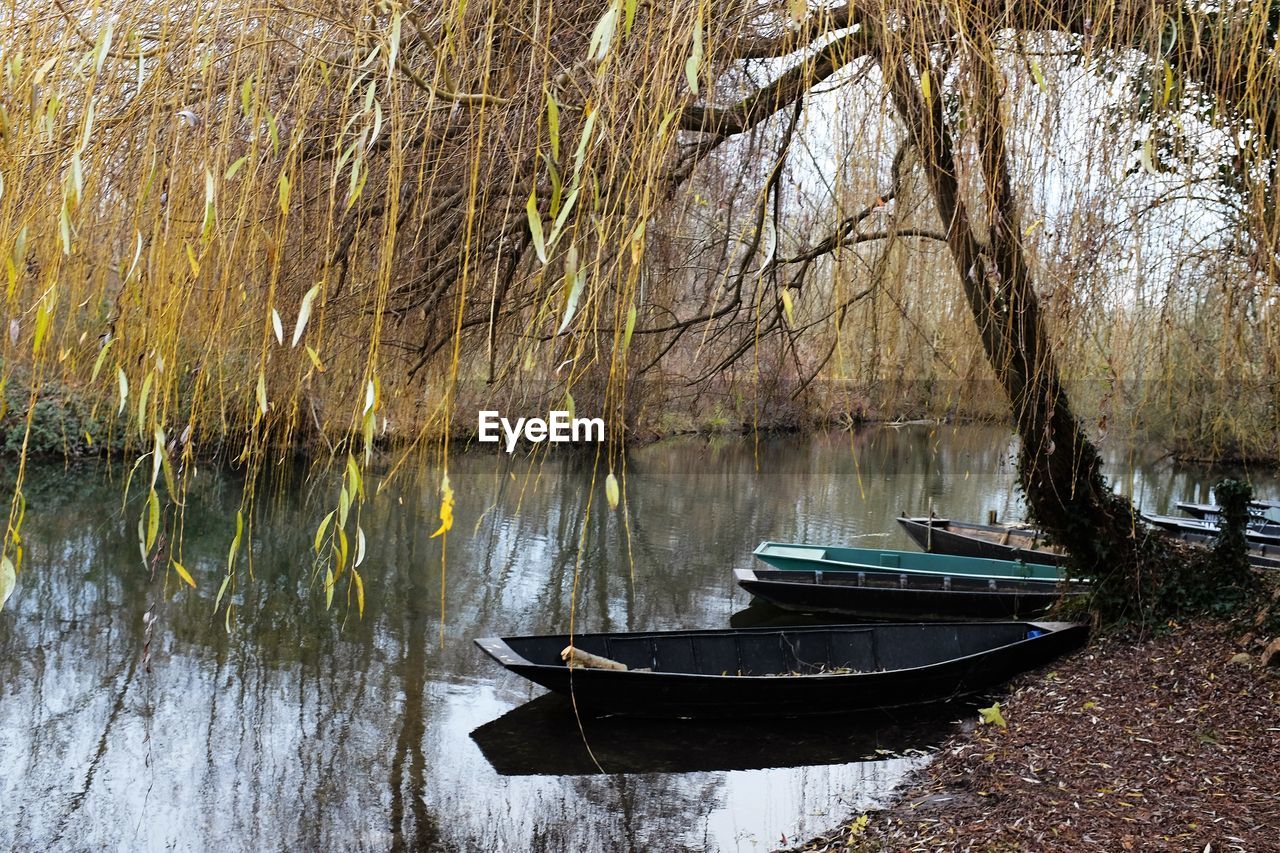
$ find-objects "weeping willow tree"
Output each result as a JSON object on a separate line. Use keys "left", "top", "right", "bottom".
{"left": 0, "top": 0, "right": 1277, "bottom": 616}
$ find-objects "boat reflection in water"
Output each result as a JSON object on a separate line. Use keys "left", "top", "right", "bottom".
{"left": 470, "top": 693, "right": 966, "bottom": 777}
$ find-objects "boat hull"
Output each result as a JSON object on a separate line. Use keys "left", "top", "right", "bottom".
{"left": 897, "top": 517, "right": 1067, "bottom": 566}
{"left": 899, "top": 516, "right": 1280, "bottom": 571}
{"left": 1142, "top": 513, "right": 1280, "bottom": 548}
{"left": 475, "top": 621, "right": 1088, "bottom": 718}
{"left": 735, "top": 567, "right": 1085, "bottom": 621}
{"left": 753, "top": 541, "right": 1064, "bottom": 582}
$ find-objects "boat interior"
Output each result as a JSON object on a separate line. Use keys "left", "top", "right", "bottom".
{"left": 501, "top": 623, "right": 1045, "bottom": 676}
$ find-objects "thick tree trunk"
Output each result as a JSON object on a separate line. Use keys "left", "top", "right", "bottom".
{"left": 873, "top": 31, "right": 1170, "bottom": 593}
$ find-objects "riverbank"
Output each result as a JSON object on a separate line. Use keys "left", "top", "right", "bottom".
{"left": 794, "top": 618, "right": 1280, "bottom": 852}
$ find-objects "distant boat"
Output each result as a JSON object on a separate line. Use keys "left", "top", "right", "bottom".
{"left": 1141, "top": 513, "right": 1280, "bottom": 548}
{"left": 897, "top": 516, "right": 1067, "bottom": 566}
{"left": 735, "top": 567, "right": 1088, "bottom": 621}
{"left": 900, "top": 515, "right": 1280, "bottom": 571}
{"left": 1176, "top": 500, "right": 1280, "bottom": 524}
{"left": 753, "top": 541, "right": 1064, "bottom": 582}
{"left": 474, "top": 621, "right": 1088, "bottom": 718}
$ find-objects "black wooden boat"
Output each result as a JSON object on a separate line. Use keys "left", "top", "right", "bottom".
{"left": 900, "top": 515, "right": 1280, "bottom": 571}
{"left": 474, "top": 621, "right": 1088, "bottom": 718}
{"left": 1176, "top": 500, "right": 1280, "bottom": 525}
{"left": 1141, "top": 512, "right": 1280, "bottom": 548}
{"left": 734, "top": 567, "right": 1088, "bottom": 621}
{"left": 897, "top": 516, "right": 1067, "bottom": 566}
{"left": 469, "top": 693, "right": 959, "bottom": 775}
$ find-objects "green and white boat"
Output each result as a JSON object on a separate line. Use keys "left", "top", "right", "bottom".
{"left": 752, "top": 541, "right": 1067, "bottom": 583}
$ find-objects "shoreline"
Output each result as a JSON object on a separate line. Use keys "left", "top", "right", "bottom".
{"left": 789, "top": 618, "right": 1280, "bottom": 852}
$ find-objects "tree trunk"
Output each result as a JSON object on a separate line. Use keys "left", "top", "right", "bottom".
{"left": 873, "top": 30, "right": 1176, "bottom": 600}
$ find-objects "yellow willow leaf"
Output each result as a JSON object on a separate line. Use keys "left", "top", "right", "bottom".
{"left": 526, "top": 189, "right": 546, "bottom": 264}
{"left": 545, "top": 88, "right": 561, "bottom": 160}
{"left": 278, "top": 172, "right": 291, "bottom": 215}
{"left": 564, "top": 391, "right": 575, "bottom": 422}
{"left": 324, "top": 567, "right": 335, "bottom": 609}
{"left": 574, "top": 110, "right": 597, "bottom": 177}
{"left": 685, "top": 10, "right": 703, "bottom": 95}
{"left": 558, "top": 268, "right": 584, "bottom": 335}
{"left": 353, "top": 569, "right": 365, "bottom": 617}
{"left": 32, "top": 298, "right": 52, "bottom": 356}
{"left": 227, "top": 509, "right": 244, "bottom": 574}
{"left": 150, "top": 425, "right": 164, "bottom": 488}
{"left": 117, "top": 367, "right": 128, "bottom": 415}
{"left": 605, "top": 472, "right": 620, "bottom": 510}
{"left": 363, "top": 379, "right": 376, "bottom": 416}
{"left": 920, "top": 69, "right": 931, "bottom": 102}
{"left": 388, "top": 13, "right": 402, "bottom": 77}
{"left": 624, "top": 0, "right": 638, "bottom": 34}
{"left": 94, "top": 19, "right": 113, "bottom": 74}
{"left": 1162, "top": 60, "right": 1174, "bottom": 108}
{"left": 145, "top": 487, "right": 160, "bottom": 553}
{"left": 172, "top": 560, "right": 196, "bottom": 588}
{"left": 314, "top": 509, "right": 335, "bottom": 554}
{"left": 630, "top": 221, "right": 646, "bottom": 266}
{"left": 346, "top": 454, "right": 364, "bottom": 500}
{"left": 430, "top": 473, "right": 455, "bottom": 538}
{"left": 59, "top": 200, "right": 71, "bottom": 254}
{"left": 91, "top": 338, "right": 113, "bottom": 381}
{"left": 787, "top": 0, "right": 808, "bottom": 24}
{"left": 256, "top": 370, "right": 268, "bottom": 417}
{"left": 622, "top": 302, "right": 637, "bottom": 352}
{"left": 185, "top": 243, "right": 200, "bottom": 276}
{"left": 338, "top": 485, "right": 350, "bottom": 529}
{"left": 137, "top": 370, "right": 153, "bottom": 436}
{"left": 1030, "top": 59, "right": 1048, "bottom": 93}
{"left": 780, "top": 288, "right": 796, "bottom": 326}
{"left": 0, "top": 555, "right": 15, "bottom": 611}
{"left": 271, "top": 308, "right": 284, "bottom": 345}
{"left": 305, "top": 344, "right": 325, "bottom": 371}
{"left": 1140, "top": 138, "right": 1159, "bottom": 175}
{"left": 589, "top": 2, "right": 619, "bottom": 60}
{"left": 225, "top": 602, "right": 233, "bottom": 633}
{"left": 293, "top": 284, "right": 319, "bottom": 347}
{"left": 225, "top": 155, "right": 248, "bottom": 180}
{"left": 214, "top": 573, "right": 231, "bottom": 611}
{"left": 336, "top": 527, "right": 348, "bottom": 573}
{"left": 354, "top": 525, "right": 366, "bottom": 567}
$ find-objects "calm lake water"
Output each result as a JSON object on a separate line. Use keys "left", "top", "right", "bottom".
{"left": 1, "top": 425, "right": 1276, "bottom": 851}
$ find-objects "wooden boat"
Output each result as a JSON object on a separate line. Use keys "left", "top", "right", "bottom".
{"left": 474, "top": 621, "right": 1088, "bottom": 718}
{"left": 1141, "top": 513, "right": 1280, "bottom": 548}
{"left": 901, "top": 515, "right": 1280, "bottom": 571}
{"left": 1176, "top": 500, "right": 1280, "bottom": 524}
{"left": 734, "top": 567, "right": 1088, "bottom": 621}
{"left": 897, "top": 516, "right": 1066, "bottom": 566}
{"left": 753, "top": 541, "right": 1064, "bottom": 582}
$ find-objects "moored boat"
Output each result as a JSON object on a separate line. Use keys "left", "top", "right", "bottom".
{"left": 1141, "top": 513, "right": 1280, "bottom": 548}
{"left": 897, "top": 516, "right": 1066, "bottom": 566}
{"left": 1176, "top": 500, "right": 1280, "bottom": 524}
{"left": 474, "top": 621, "right": 1088, "bottom": 718}
{"left": 900, "top": 515, "right": 1280, "bottom": 571}
{"left": 753, "top": 541, "right": 1064, "bottom": 582}
{"left": 734, "top": 566, "right": 1088, "bottom": 621}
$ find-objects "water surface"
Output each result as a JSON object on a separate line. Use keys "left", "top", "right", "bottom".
{"left": 1, "top": 425, "right": 1274, "bottom": 851}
